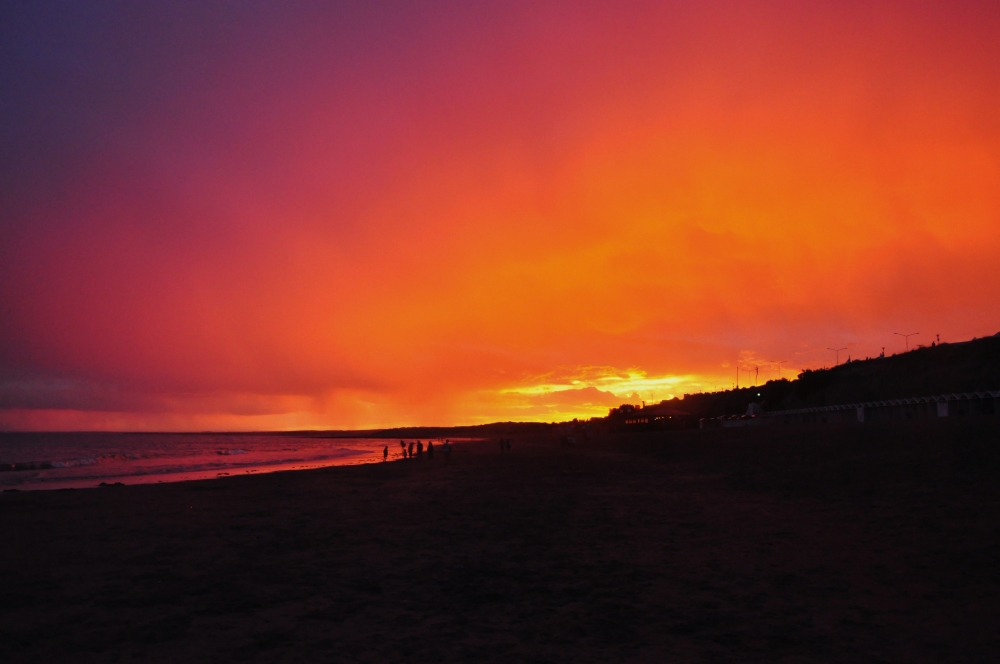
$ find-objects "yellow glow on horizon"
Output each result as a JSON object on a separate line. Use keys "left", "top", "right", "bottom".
{"left": 503, "top": 368, "right": 695, "bottom": 397}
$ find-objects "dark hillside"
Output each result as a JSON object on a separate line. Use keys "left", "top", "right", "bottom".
{"left": 666, "top": 334, "right": 1000, "bottom": 418}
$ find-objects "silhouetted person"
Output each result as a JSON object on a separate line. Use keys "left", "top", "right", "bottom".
{"left": 408, "top": 441, "right": 415, "bottom": 458}
{"left": 417, "top": 440, "right": 423, "bottom": 457}
{"left": 383, "top": 445, "right": 388, "bottom": 462}
{"left": 443, "top": 439, "right": 452, "bottom": 461}
{"left": 427, "top": 441, "right": 434, "bottom": 459}
{"left": 505, "top": 438, "right": 511, "bottom": 452}
{"left": 400, "top": 440, "right": 406, "bottom": 458}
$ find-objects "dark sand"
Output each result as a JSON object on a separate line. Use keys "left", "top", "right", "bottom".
{"left": 3, "top": 421, "right": 999, "bottom": 662}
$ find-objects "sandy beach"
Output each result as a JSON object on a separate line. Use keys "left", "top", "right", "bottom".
{"left": 2, "top": 420, "right": 999, "bottom": 662}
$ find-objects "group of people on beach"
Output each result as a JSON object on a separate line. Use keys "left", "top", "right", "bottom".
{"left": 382, "top": 439, "right": 451, "bottom": 462}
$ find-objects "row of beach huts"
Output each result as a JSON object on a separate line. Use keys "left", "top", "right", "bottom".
{"left": 699, "top": 390, "right": 1000, "bottom": 428}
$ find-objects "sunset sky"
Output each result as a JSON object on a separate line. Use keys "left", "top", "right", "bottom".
{"left": 2, "top": 1, "right": 999, "bottom": 430}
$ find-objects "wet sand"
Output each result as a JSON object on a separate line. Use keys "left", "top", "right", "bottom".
{"left": 2, "top": 421, "right": 999, "bottom": 662}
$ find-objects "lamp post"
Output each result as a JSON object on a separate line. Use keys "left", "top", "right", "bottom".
{"left": 828, "top": 347, "right": 847, "bottom": 366}
{"left": 894, "top": 332, "right": 919, "bottom": 351}
{"left": 768, "top": 360, "right": 788, "bottom": 379}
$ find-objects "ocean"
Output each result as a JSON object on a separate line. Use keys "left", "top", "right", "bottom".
{"left": 0, "top": 433, "right": 443, "bottom": 490}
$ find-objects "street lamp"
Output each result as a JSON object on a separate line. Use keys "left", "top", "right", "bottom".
{"left": 894, "top": 332, "right": 919, "bottom": 351}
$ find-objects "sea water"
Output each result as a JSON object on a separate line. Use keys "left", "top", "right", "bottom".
{"left": 0, "top": 433, "right": 423, "bottom": 490}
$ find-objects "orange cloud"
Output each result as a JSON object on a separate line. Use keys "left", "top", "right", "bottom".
{"left": 1, "top": 2, "right": 998, "bottom": 430}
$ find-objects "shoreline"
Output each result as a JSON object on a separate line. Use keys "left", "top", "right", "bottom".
{"left": 1, "top": 452, "right": 375, "bottom": 492}
{"left": 0, "top": 436, "right": 479, "bottom": 492}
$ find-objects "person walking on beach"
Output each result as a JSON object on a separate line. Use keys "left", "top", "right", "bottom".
{"left": 400, "top": 440, "right": 406, "bottom": 458}
{"left": 417, "top": 440, "right": 423, "bottom": 457}
{"left": 443, "top": 439, "right": 452, "bottom": 461}
{"left": 408, "top": 441, "right": 415, "bottom": 458}
{"left": 383, "top": 445, "right": 388, "bottom": 462}
{"left": 427, "top": 441, "right": 434, "bottom": 459}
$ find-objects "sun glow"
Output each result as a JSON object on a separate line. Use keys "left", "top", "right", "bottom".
{"left": 503, "top": 367, "right": 698, "bottom": 399}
